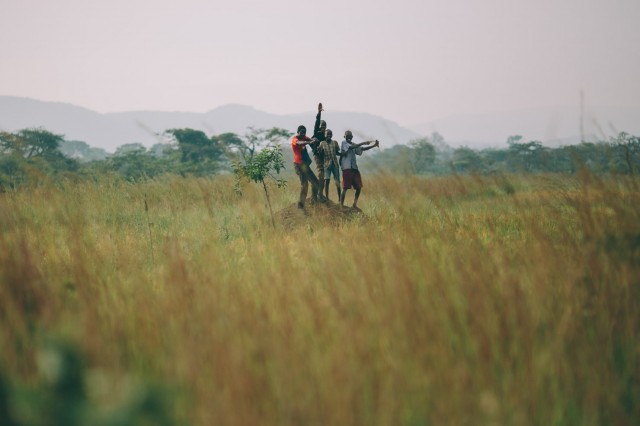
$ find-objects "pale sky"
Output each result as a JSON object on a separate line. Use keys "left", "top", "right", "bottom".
{"left": 2, "top": 0, "right": 639, "bottom": 126}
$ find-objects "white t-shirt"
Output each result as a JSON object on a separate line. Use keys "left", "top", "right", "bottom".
{"left": 340, "top": 140, "right": 363, "bottom": 170}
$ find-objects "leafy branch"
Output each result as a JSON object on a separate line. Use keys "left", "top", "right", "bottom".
{"left": 232, "top": 145, "right": 287, "bottom": 229}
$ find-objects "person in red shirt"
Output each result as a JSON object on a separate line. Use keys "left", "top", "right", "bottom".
{"left": 292, "top": 125, "right": 321, "bottom": 208}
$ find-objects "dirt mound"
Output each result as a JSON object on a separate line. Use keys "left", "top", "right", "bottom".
{"left": 277, "top": 198, "right": 367, "bottom": 230}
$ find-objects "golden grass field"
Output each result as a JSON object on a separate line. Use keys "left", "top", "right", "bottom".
{"left": 1, "top": 172, "right": 639, "bottom": 425}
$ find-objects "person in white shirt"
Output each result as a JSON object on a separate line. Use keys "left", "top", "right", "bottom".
{"left": 339, "top": 130, "right": 379, "bottom": 209}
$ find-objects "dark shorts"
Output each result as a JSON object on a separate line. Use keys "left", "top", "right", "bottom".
{"left": 295, "top": 162, "right": 318, "bottom": 185}
{"left": 342, "top": 169, "right": 363, "bottom": 190}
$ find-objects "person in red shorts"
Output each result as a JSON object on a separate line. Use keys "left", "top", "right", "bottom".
{"left": 339, "top": 130, "right": 379, "bottom": 209}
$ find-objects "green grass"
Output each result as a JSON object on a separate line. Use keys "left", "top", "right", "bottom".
{"left": 1, "top": 172, "right": 639, "bottom": 425}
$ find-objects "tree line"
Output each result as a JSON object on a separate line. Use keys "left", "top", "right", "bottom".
{"left": 362, "top": 132, "right": 640, "bottom": 176}
{"left": 1, "top": 127, "right": 639, "bottom": 189}
{"left": 0, "top": 127, "right": 290, "bottom": 188}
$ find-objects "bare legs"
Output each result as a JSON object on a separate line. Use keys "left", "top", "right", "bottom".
{"left": 324, "top": 180, "right": 342, "bottom": 202}
{"left": 295, "top": 162, "right": 320, "bottom": 208}
{"left": 352, "top": 188, "right": 361, "bottom": 208}
{"left": 340, "top": 188, "right": 360, "bottom": 208}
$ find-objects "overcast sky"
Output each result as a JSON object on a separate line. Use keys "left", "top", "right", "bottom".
{"left": 2, "top": 0, "right": 639, "bottom": 126}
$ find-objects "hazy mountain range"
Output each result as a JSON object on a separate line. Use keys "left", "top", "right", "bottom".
{"left": 1, "top": 96, "right": 637, "bottom": 152}
{"left": 0, "top": 96, "right": 421, "bottom": 153}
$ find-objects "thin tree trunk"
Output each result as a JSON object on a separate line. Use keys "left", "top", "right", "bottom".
{"left": 262, "top": 181, "right": 276, "bottom": 229}
{"left": 144, "top": 193, "right": 155, "bottom": 265}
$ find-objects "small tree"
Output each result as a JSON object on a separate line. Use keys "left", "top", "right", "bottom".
{"left": 231, "top": 127, "right": 291, "bottom": 161}
{"left": 507, "top": 137, "right": 544, "bottom": 172}
{"left": 452, "top": 146, "right": 483, "bottom": 173}
{"left": 58, "top": 140, "right": 109, "bottom": 162}
{"left": 0, "top": 128, "right": 79, "bottom": 186}
{"left": 408, "top": 137, "right": 436, "bottom": 173}
{"left": 611, "top": 132, "right": 640, "bottom": 175}
{"left": 232, "top": 145, "right": 287, "bottom": 229}
{"left": 164, "top": 128, "right": 226, "bottom": 175}
{"left": 109, "top": 144, "right": 156, "bottom": 181}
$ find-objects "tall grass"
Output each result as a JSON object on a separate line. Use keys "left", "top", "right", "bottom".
{"left": 0, "top": 172, "right": 638, "bottom": 425}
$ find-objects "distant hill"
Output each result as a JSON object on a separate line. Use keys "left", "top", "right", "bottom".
{"left": 5, "top": 96, "right": 636, "bottom": 152}
{"left": 0, "top": 96, "right": 421, "bottom": 152}
{"left": 409, "top": 105, "right": 640, "bottom": 148}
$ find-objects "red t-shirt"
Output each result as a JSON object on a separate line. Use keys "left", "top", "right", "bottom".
{"left": 292, "top": 135, "right": 310, "bottom": 164}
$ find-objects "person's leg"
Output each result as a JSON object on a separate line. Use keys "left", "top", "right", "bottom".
{"left": 302, "top": 163, "right": 320, "bottom": 199}
{"left": 309, "top": 171, "right": 320, "bottom": 199}
{"left": 300, "top": 179, "right": 309, "bottom": 206}
{"left": 331, "top": 165, "right": 341, "bottom": 201}
{"left": 341, "top": 168, "right": 352, "bottom": 207}
{"left": 324, "top": 164, "right": 336, "bottom": 200}
{"left": 295, "top": 163, "right": 308, "bottom": 208}
{"left": 314, "top": 155, "right": 325, "bottom": 182}
{"left": 352, "top": 170, "right": 363, "bottom": 208}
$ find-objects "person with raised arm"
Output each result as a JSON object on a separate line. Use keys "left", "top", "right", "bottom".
{"left": 309, "top": 102, "right": 327, "bottom": 181}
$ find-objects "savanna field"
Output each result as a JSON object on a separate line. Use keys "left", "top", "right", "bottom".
{"left": 1, "top": 172, "right": 639, "bottom": 425}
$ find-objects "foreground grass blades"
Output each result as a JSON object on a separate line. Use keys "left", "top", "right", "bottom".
{"left": 0, "top": 173, "right": 638, "bottom": 425}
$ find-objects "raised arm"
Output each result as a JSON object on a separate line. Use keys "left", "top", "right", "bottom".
{"left": 313, "top": 103, "right": 323, "bottom": 135}
{"left": 347, "top": 140, "right": 373, "bottom": 150}
{"left": 351, "top": 140, "right": 374, "bottom": 149}
{"left": 362, "top": 140, "right": 379, "bottom": 151}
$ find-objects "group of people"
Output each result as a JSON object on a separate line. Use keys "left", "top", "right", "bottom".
{"left": 291, "top": 103, "right": 379, "bottom": 209}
